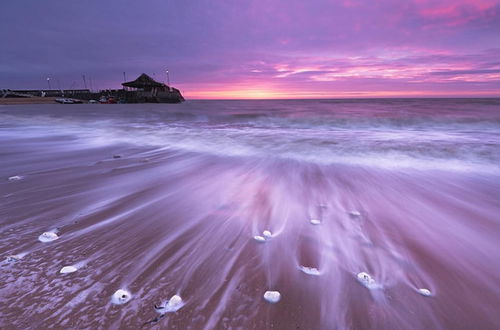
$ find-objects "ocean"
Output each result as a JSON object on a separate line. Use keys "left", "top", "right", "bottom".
{"left": 1, "top": 99, "right": 500, "bottom": 329}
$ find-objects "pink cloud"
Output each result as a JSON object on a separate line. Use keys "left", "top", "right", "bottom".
{"left": 415, "top": 0, "right": 500, "bottom": 26}
{"left": 185, "top": 48, "right": 500, "bottom": 98}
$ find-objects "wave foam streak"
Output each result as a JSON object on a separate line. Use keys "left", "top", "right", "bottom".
{"left": 1, "top": 143, "right": 499, "bottom": 329}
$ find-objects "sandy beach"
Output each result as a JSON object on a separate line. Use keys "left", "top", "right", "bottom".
{"left": 0, "top": 97, "right": 60, "bottom": 105}
{"left": 1, "top": 100, "right": 500, "bottom": 329}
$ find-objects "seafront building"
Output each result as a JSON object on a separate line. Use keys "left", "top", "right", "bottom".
{"left": 1, "top": 73, "right": 184, "bottom": 104}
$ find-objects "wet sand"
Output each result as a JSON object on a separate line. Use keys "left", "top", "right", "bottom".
{"left": 2, "top": 146, "right": 499, "bottom": 329}
{"left": 1, "top": 101, "right": 500, "bottom": 329}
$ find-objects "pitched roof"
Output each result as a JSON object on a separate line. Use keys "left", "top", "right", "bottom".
{"left": 122, "top": 73, "right": 166, "bottom": 88}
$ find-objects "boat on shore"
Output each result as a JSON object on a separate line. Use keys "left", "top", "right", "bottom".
{"left": 55, "top": 98, "right": 83, "bottom": 104}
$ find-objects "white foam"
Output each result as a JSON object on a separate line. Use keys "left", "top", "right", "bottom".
{"left": 356, "top": 272, "right": 379, "bottom": 289}
{"left": 38, "top": 231, "right": 59, "bottom": 242}
{"left": 8, "top": 175, "right": 23, "bottom": 181}
{"left": 310, "top": 219, "right": 321, "bottom": 225}
{"left": 417, "top": 288, "right": 432, "bottom": 297}
{"left": 111, "top": 289, "right": 131, "bottom": 305}
{"left": 155, "top": 295, "right": 185, "bottom": 314}
{"left": 299, "top": 266, "right": 320, "bottom": 276}
{"left": 60, "top": 265, "right": 78, "bottom": 274}
{"left": 263, "top": 290, "right": 281, "bottom": 303}
{"left": 5, "top": 114, "right": 499, "bottom": 174}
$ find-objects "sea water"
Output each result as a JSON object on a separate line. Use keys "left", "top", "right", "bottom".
{"left": 0, "top": 99, "right": 499, "bottom": 329}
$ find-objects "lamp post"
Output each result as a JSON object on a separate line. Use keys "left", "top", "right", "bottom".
{"left": 46, "top": 77, "right": 51, "bottom": 90}
{"left": 123, "top": 72, "right": 127, "bottom": 91}
{"left": 166, "top": 69, "right": 171, "bottom": 92}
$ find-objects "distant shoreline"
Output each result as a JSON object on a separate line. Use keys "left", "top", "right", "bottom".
{"left": 1, "top": 97, "right": 499, "bottom": 105}
{"left": 0, "top": 97, "right": 60, "bottom": 105}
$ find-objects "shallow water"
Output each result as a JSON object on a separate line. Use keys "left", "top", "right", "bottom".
{"left": 1, "top": 99, "right": 500, "bottom": 329}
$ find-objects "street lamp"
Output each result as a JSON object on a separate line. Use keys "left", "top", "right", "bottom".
{"left": 165, "top": 69, "right": 171, "bottom": 92}
{"left": 46, "top": 77, "right": 51, "bottom": 90}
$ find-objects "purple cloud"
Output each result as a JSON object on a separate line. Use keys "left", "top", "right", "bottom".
{"left": 1, "top": 0, "right": 499, "bottom": 98}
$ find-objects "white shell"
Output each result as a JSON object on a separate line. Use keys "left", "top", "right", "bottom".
{"left": 299, "top": 266, "right": 320, "bottom": 276}
{"left": 60, "top": 266, "right": 78, "bottom": 274}
{"left": 417, "top": 288, "right": 432, "bottom": 296}
{"left": 357, "top": 272, "right": 378, "bottom": 289}
{"left": 349, "top": 211, "right": 361, "bottom": 217}
{"left": 263, "top": 290, "right": 281, "bottom": 303}
{"left": 38, "top": 231, "right": 59, "bottom": 242}
{"left": 8, "top": 175, "right": 23, "bottom": 181}
{"left": 263, "top": 230, "right": 272, "bottom": 238}
{"left": 111, "top": 289, "right": 132, "bottom": 305}
{"left": 310, "top": 219, "right": 321, "bottom": 225}
{"left": 254, "top": 235, "right": 266, "bottom": 242}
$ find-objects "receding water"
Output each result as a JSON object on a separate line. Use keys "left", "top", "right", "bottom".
{"left": 1, "top": 99, "right": 500, "bottom": 329}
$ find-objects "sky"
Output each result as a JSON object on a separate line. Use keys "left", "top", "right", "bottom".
{"left": 1, "top": 0, "right": 499, "bottom": 99}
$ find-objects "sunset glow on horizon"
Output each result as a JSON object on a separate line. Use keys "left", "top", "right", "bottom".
{"left": 1, "top": 0, "right": 499, "bottom": 98}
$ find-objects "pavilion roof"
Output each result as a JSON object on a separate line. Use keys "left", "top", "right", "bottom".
{"left": 122, "top": 73, "right": 166, "bottom": 88}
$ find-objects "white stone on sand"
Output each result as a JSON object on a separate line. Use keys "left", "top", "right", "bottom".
{"left": 299, "top": 266, "right": 321, "bottom": 276}
{"left": 8, "top": 175, "right": 23, "bottom": 181}
{"left": 155, "top": 295, "right": 185, "bottom": 314}
{"left": 38, "top": 231, "right": 59, "bottom": 243}
{"left": 310, "top": 219, "right": 321, "bottom": 225}
{"left": 357, "top": 272, "right": 378, "bottom": 289}
{"left": 254, "top": 235, "right": 266, "bottom": 242}
{"left": 263, "top": 230, "right": 272, "bottom": 238}
{"left": 263, "top": 290, "right": 281, "bottom": 303}
{"left": 6, "top": 255, "right": 21, "bottom": 263}
{"left": 166, "top": 295, "right": 184, "bottom": 312}
{"left": 111, "top": 289, "right": 132, "bottom": 305}
{"left": 417, "top": 288, "right": 432, "bottom": 296}
{"left": 60, "top": 265, "right": 78, "bottom": 274}
{"left": 349, "top": 211, "right": 361, "bottom": 217}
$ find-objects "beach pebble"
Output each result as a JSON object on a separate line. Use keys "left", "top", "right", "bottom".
{"left": 60, "top": 265, "right": 78, "bottom": 274}
{"left": 310, "top": 219, "right": 321, "bottom": 225}
{"left": 357, "top": 272, "right": 378, "bottom": 289}
{"left": 254, "top": 235, "right": 266, "bottom": 242}
{"left": 417, "top": 288, "right": 432, "bottom": 297}
{"left": 263, "top": 230, "right": 272, "bottom": 239}
{"left": 113, "top": 155, "right": 121, "bottom": 159}
{"left": 8, "top": 175, "right": 23, "bottom": 181}
{"left": 299, "top": 266, "right": 320, "bottom": 276}
{"left": 38, "top": 231, "right": 59, "bottom": 243}
{"left": 263, "top": 290, "right": 281, "bottom": 304}
{"left": 111, "top": 289, "right": 132, "bottom": 305}
{"left": 349, "top": 211, "right": 361, "bottom": 217}
{"left": 155, "top": 295, "right": 185, "bottom": 314}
